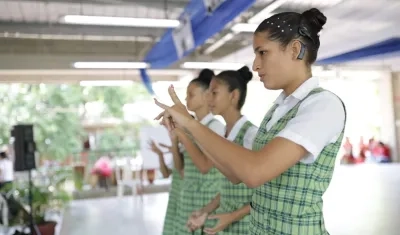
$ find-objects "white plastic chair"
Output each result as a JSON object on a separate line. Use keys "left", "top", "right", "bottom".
{"left": 115, "top": 157, "right": 143, "bottom": 201}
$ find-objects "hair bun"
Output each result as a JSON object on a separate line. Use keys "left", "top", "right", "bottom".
{"left": 301, "top": 8, "right": 327, "bottom": 33}
{"left": 237, "top": 66, "right": 253, "bottom": 84}
{"left": 197, "top": 68, "right": 215, "bottom": 83}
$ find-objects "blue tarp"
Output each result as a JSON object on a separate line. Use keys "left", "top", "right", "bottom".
{"left": 140, "top": 0, "right": 256, "bottom": 94}
{"left": 317, "top": 37, "right": 400, "bottom": 65}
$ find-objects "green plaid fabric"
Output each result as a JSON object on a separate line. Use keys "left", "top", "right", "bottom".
{"left": 162, "top": 168, "right": 182, "bottom": 235}
{"left": 175, "top": 119, "right": 224, "bottom": 235}
{"left": 215, "top": 120, "right": 256, "bottom": 235}
{"left": 249, "top": 88, "right": 346, "bottom": 235}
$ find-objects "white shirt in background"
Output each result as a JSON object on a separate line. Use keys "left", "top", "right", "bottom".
{"left": 0, "top": 159, "right": 14, "bottom": 182}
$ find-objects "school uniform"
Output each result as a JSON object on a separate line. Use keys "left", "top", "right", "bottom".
{"left": 249, "top": 77, "right": 346, "bottom": 235}
{"left": 214, "top": 116, "right": 257, "bottom": 234}
{"left": 162, "top": 165, "right": 183, "bottom": 235}
{"left": 175, "top": 113, "right": 225, "bottom": 235}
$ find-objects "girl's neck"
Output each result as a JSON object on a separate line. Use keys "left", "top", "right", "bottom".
{"left": 283, "top": 71, "right": 312, "bottom": 96}
{"left": 222, "top": 108, "right": 242, "bottom": 137}
{"left": 195, "top": 106, "right": 210, "bottom": 122}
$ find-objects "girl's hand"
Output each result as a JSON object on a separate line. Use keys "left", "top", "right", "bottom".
{"left": 203, "top": 213, "right": 235, "bottom": 235}
{"left": 148, "top": 140, "right": 162, "bottom": 155}
{"left": 158, "top": 143, "right": 172, "bottom": 152}
{"left": 169, "top": 130, "right": 179, "bottom": 143}
{"left": 154, "top": 85, "right": 194, "bottom": 131}
{"left": 186, "top": 210, "right": 208, "bottom": 232}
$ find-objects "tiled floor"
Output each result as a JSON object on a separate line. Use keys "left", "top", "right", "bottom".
{"left": 60, "top": 164, "right": 400, "bottom": 235}
{"left": 60, "top": 194, "right": 168, "bottom": 235}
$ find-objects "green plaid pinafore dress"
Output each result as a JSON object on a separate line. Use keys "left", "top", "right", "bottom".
{"left": 175, "top": 119, "right": 224, "bottom": 235}
{"left": 249, "top": 88, "right": 346, "bottom": 235}
{"left": 162, "top": 168, "right": 182, "bottom": 235}
{"left": 215, "top": 120, "right": 255, "bottom": 235}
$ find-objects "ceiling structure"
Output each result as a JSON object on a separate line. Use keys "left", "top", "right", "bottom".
{"left": 0, "top": 0, "right": 398, "bottom": 84}
{"left": 218, "top": 0, "right": 400, "bottom": 71}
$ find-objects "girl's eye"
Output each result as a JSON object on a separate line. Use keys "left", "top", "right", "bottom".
{"left": 259, "top": 50, "right": 267, "bottom": 55}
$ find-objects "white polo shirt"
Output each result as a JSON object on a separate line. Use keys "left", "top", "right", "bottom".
{"left": 226, "top": 116, "right": 258, "bottom": 150}
{"left": 266, "top": 77, "right": 346, "bottom": 164}
{"left": 199, "top": 113, "right": 225, "bottom": 137}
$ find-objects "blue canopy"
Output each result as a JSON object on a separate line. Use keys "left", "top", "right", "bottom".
{"left": 140, "top": 0, "right": 256, "bottom": 94}
{"left": 317, "top": 37, "right": 400, "bottom": 65}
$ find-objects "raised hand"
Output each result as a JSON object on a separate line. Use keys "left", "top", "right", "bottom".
{"left": 148, "top": 140, "right": 162, "bottom": 155}
{"left": 159, "top": 143, "right": 172, "bottom": 152}
{"left": 186, "top": 210, "right": 208, "bottom": 232}
{"left": 154, "top": 85, "right": 194, "bottom": 131}
{"left": 168, "top": 129, "right": 179, "bottom": 143}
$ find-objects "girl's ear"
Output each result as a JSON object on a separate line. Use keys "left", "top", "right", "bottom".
{"left": 231, "top": 89, "right": 240, "bottom": 107}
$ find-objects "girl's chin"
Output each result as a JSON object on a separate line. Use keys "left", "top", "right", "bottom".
{"left": 263, "top": 80, "right": 278, "bottom": 90}
{"left": 210, "top": 109, "right": 219, "bottom": 115}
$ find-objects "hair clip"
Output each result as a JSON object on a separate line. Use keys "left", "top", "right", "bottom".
{"left": 298, "top": 27, "right": 309, "bottom": 37}
{"left": 298, "top": 26, "right": 315, "bottom": 44}
{"left": 278, "top": 25, "right": 280, "bottom": 28}
{"left": 282, "top": 30, "right": 284, "bottom": 32}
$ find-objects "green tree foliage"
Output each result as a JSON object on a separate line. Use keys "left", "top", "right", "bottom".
{"left": 97, "top": 122, "right": 144, "bottom": 152}
{"left": 0, "top": 83, "right": 151, "bottom": 160}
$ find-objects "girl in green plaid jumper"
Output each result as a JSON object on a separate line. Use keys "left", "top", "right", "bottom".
{"left": 186, "top": 66, "right": 258, "bottom": 235}
{"left": 155, "top": 8, "right": 347, "bottom": 235}
{"left": 149, "top": 137, "right": 183, "bottom": 235}
{"left": 173, "top": 69, "right": 225, "bottom": 235}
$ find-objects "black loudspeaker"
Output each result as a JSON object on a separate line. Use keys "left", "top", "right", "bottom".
{"left": 11, "top": 124, "right": 36, "bottom": 172}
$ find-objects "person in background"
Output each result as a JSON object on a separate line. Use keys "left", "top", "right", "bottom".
{"left": 341, "top": 137, "right": 353, "bottom": 164}
{"left": 91, "top": 154, "right": 113, "bottom": 190}
{"left": 149, "top": 139, "right": 172, "bottom": 178}
{"left": 355, "top": 136, "right": 367, "bottom": 163}
{"left": 155, "top": 8, "right": 346, "bottom": 234}
{"left": 372, "top": 141, "right": 391, "bottom": 163}
{"left": 351, "top": 138, "right": 365, "bottom": 164}
{"left": 0, "top": 151, "right": 14, "bottom": 190}
{"left": 382, "top": 142, "right": 391, "bottom": 162}
{"left": 365, "top": 138, "right": 378, "bottom": 163}
{"left": 149, "top": 137, "right": 183, "bottom": 235}
{"left": 186, "top": 66, "right": 257, "bottom": 235}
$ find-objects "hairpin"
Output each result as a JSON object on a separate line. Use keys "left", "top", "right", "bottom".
{"left": 298, "top": 26, "right": 315, "bottom": 44}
